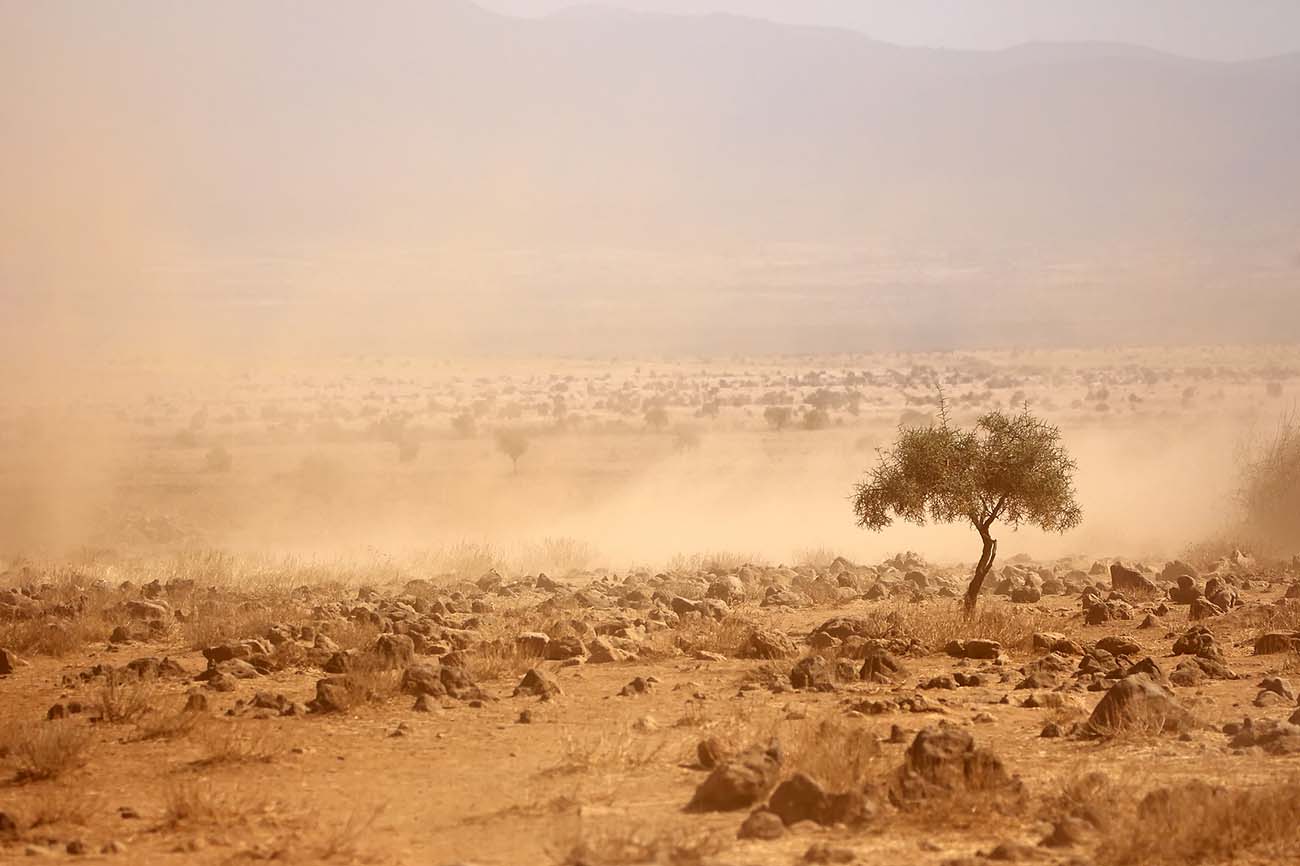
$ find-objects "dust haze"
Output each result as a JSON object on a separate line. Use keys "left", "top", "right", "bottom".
{"left": 3, "top": 1, "right": 1299, "bottom": 569}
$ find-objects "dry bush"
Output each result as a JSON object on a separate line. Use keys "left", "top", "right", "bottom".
{"left": 1048, "top": 771, "right": 1128, "bottom": 833}
{"left": 0, "top": 617, "right": 108, "bottom": 657}
{"left": 792, "top": 546, "right": 844, "bottom": 569}
{"left": 320, "top": 619, "right": 382, "bottom": 652}
{"left": 513, "top": 536, "right": 595, "bottom": 576}
{"left": 0, "top": 721, "right": 93, "bottom": 782}
{"left": 855, "top": 600, "right": 1053, "bottom": 653}
{"left": 651, "top": 611, "right": 763, "bottom": 658}
{"left": 463, "top": 638, "right": 543, "bottom": 682}
{"left": 134, "top": 699, "right": 205, "bottom": 742}
{"left": 189, "top": 720, "right": 282, "bottom": 766}
{"left": 664, "top": 551, "right": 765, "bottom": 575}
{"left": 94, "top": 673, "right": 157, "bottom": 724}
{"left": 308, "top": 803, "right": 387, "bottom": 862}
{"left": 780, "top": 714, "right": 885, "bottom": 793}
{"left": 161, "top": 779, "right": 275, "bottom": 829}
{"left": 17, "top": 789, "right": 101, "bottom": 831}
{"left": 1238, "top": 411, "right": 1300, "bottom": 554}
{"left": 547, "top": 728, "right": 673, "bottom": 777}
{"left": 560, "top": 825, "right": 727, "bottom": 866}
{"left": 334, "top": 657, "right": 404, "bottom": 705}
{"left": 181, "top": 601, "right": 280, "bottom": 650}
{"left": 1097, "top": 777, "right": 1300, "bottom": 866}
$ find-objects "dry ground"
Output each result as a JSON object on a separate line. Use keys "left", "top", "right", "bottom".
{"left": 4, "top": 555, "right": 1300, "bottom": 866}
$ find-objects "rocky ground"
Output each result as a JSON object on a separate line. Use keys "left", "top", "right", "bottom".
{"left": 4, "top": 551, "right": 1300, "bottom": 865}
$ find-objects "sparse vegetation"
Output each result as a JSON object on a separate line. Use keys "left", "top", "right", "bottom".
{"left": 854, "top": 401, "right": 1082, "bottom": 611}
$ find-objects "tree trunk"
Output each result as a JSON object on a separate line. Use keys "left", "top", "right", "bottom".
{"left": 963, "top": 530, "right": 998, "bottom": 614}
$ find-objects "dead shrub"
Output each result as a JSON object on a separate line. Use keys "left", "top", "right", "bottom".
{"left": 1097, "top": 777, "right": 1300, "bottom": 865}
{"left": 190, "top": 720, "right": 282, "bottom": 766}
{"left": 94, "top": 672, "right": 156, "bottom": 724}
{"left": 0, "top": 721, "right": 93, "bottom": 782}
{"left": 560, "top": 824, "right": 727, "bottom": 866}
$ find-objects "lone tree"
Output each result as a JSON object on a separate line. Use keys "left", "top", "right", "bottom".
{"left": 852, "top": 404, "right": 1082, "bottom": 612}
{"left": 495, "top": 428, "right": 529, "bottom": 474}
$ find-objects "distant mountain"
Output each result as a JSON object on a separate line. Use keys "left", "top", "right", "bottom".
{"left": 2, "top": 1, "right": 1297, "bottom": 355}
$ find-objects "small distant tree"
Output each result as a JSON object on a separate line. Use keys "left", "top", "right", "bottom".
{"left": 644, "top": 406, "right": 669, "bottom": 432}
{"left": 763, "top": 406, "right": 793, "bottom": 431}
{"left": 852, "top": 403, "right": 1082, "bottom": 612}
{"left": 673, "top": 424, "right": 702, "bottom": 453}
{"left": 495, "top": 429, "right": 529, "bottom": 474}
{"left": 203, "top": 445, "right": 232, "bottom": 473}
{"left": 802, "top": 408, "right": 831, "bottom": 431}
{"left": 1239, "top": 411, "right": 1300, "bottom": 551}
{"left": 397, "top": 437, "right": 421, "bottom": 464}
{"left": 451, "top": 412, "right": 477, "bottom": 438}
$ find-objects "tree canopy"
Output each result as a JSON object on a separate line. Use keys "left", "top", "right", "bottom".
{"left": 852, "top": 406, "right": 1082, "bottom": 610}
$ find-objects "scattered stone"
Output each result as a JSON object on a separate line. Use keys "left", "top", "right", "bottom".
{"left": 619, "top": 676, "right": 654, "bottom": 696}
{"left": 687, "top": 739, "right": 783, "bottom": 812}
{"left": 1083, "top": 674, "right": 1192, "bottom": 736}
{"left": 513, "top": 668, "right": 562, "bottom": 699}
{"left": 889, "top": 726, "right": 1020, "bottom": 805}
{"left": 945, "top": 639, "right": 1002, "bottom": 660}
{"left": 0, "top": 648, "right": 19, "bottom": 676}
{"left": 859, "top": 645, "right": 908, "bottom": 683}
{"left": 737, "top": 809, "right": 785, "bottom": 840}
{"left": 1110, "top": 563, "right": 1157, "bottom": 594}
{"left": 1255, "top": 632, "right": 1300, "bottom": 655}
{"left": 790, "top": 656, "right": 835, "bottom": 691}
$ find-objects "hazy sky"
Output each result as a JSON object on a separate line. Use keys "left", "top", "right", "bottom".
{"left": 477, "top": 0, "right": 1300, "bottom": 60}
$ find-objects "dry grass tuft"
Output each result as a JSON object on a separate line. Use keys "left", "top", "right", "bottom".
{"left": 94, "top": 673, "right": 157, "bottom": 724}
{"left": 0, "top": 721, "right": 93, "bottom": 782}
{"left": 190, "top": 720, "right": 283, "bottom": 766}
{"left": 851, "top": 600, "right": 1054, "bottom": 653}
{"left": 547, "top": 728, "right": 674, "bottom": 777}
{"left": 1097, "top": 777, "right": 1300, "bottom": 866}
{"left": 560, "top": 824, "right": 727, "bottom": 866}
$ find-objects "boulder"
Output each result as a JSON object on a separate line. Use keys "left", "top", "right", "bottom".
{"left": 1084, "top": 674, "right": 1193, "bottom": 736}
{"left": 686, "top": 740, "right": 783, "bottom": 812}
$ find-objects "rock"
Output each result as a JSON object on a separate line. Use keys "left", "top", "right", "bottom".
{"left": 1259, "top": 676, "right": 1295, "bottom": 701}
{"left": 945, "top": 639, "right": 1002, "bottom": 660}
{"left": 400, "top": 664, "right": 448, "bottom": 698}
{"left": 1189, "top": 597, "right": 1225, "bottom": 620}
{"left": 803, "top": 843, "right": 859, "bottom": 863}
{"left": 619, "top": 676, "right": 654, "bottom": 696}
{"left": 790, "top": 656, "right": 835, "bottom": 691}
{"left": 1040, "top": 816, "right": 1094, "bottom": 848}
{"left": 1096, "top": 636, "right": 1141, "bottom": 656}
{"left": 514, "top": 632, "right": 550, "bottom": 656}
{"left": 686, "top": 740, "right": 783, "bottom": 812}
{"left": 310, "top": 677, "right": 353, "bottom": 713}
{"left": 544, "top": 635, "right": 587, "bottom": 661}
{"left": 1083, "top": 674, "right": 1193, "bottom": 736}
{"left": 859, "top": 645, "right": 908, "bottom": 683}
{"left": 737, "top": 809, "right": 785, "bottom": 840}
{"left": 1169, "top": 574, "right": 1202, "bottom": 605}
{"left": 1169, "top": 656, "right": 1237, "bottom": 687}
{"left": 0, "top": 810, "right": 15, "bottom": 834}
{"left": 1011, "top": 586, "right": 1042, "bottom": 604}
{"left": 1171, "top": 625, "right": 1220, "bottom": 660}
{"left": 697, "top": 736, "right": 730, "bottom": 769}
{"left": 739, "top": 628, "right": 797, "bottom": 660}
{"left": 1255, "top": 632, "right": 1300, "bottom": 655}
{"left": 1228, "top": 718, "right": 1300, "bottom": 754}
{"left": 373, "top": 634, "right": 415, "bottom": 668}
{"left": 1085, "top": 599, "right": 1134, "bottom": 624}
{"left": 513, "top": 668, "right": 562, "bottom": 699}
{"left": 766, "top": 773, "right": 870, "bottom": 827}
{"left": 889, "top": 726, "right": 1019, "bottom": 804}
{"left": 1110, "top": 563, "right": 1157, "bottom": 595}
{"left": 587, "top": 636, "right": 630, "bottom": 664}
